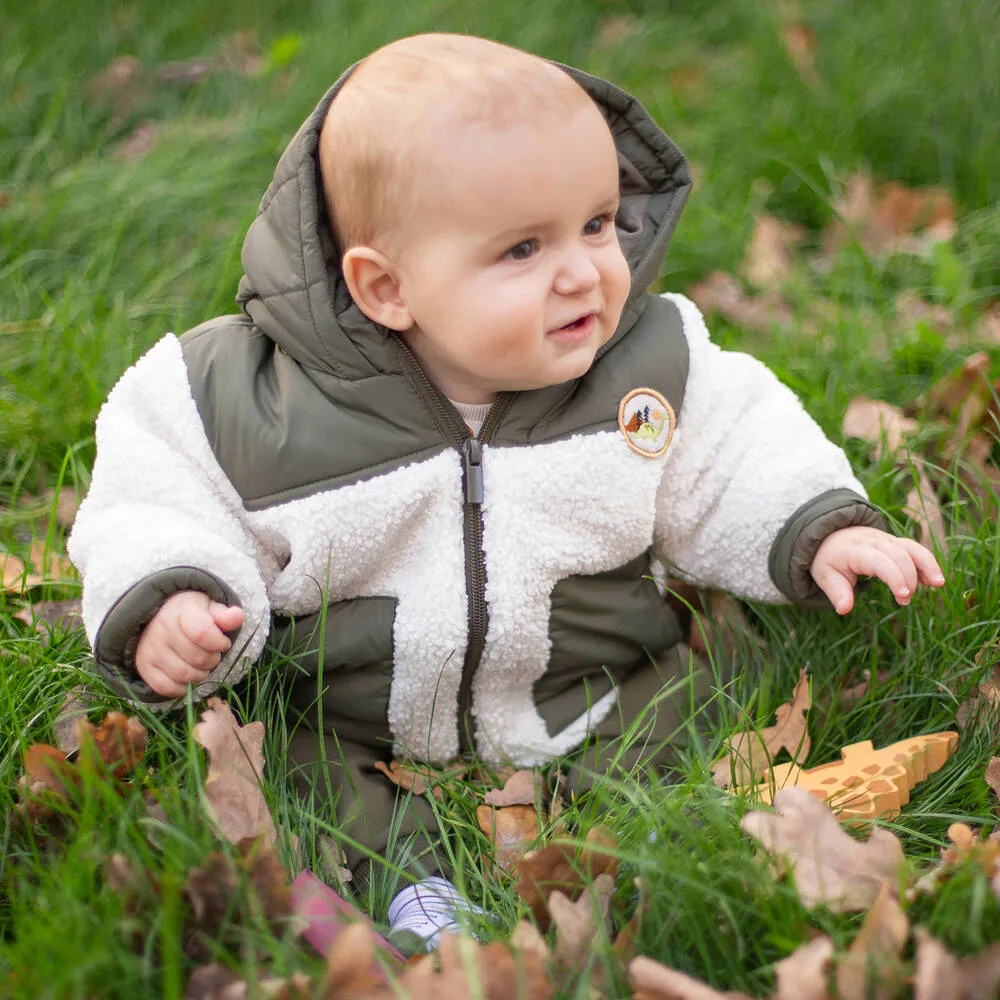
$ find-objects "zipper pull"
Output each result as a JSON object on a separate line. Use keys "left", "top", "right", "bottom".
{"left": 463, "top": 437, "right": 484, "bottom": 504}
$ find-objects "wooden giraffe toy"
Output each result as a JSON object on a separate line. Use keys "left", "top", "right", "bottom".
{"left": 737, "top": 731, "right": 959, "bottom": 821}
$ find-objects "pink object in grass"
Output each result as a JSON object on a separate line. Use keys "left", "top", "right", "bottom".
{"left": 290, "top": 870, "right": 405, "bottom": 974}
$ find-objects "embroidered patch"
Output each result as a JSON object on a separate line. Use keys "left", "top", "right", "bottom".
{"left": 618, "top": 387, "right": 675, "bottom": 458}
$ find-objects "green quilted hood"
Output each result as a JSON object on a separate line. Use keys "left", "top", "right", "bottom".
{"left": 235, "top": 60, "right": 692, "bottom": 379}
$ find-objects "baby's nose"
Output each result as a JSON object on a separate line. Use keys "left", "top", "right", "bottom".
{"left": 553, "top": 248, "right": 600, "bottom": 295}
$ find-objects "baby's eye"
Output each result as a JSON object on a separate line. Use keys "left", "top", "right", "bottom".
{"left": 503, "top": 239, "right": 538, "bottom": 262}
{"left": 583, "top": 212, "right": 617, "bottom": 237}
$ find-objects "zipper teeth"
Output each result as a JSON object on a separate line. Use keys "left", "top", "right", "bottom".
{"left": 391, "top": 338, "right": 511, "bottom": 755}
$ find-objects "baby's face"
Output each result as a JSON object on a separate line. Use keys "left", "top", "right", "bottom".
{"left": 390, "top": 102, "right": 631, "bottom": 403}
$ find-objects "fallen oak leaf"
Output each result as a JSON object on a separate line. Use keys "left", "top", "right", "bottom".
{"left": 834, "top": 883, "right": 909, "bottom": 1000}
{"left": 629, "top": 955, "right": 753, "bottom": 1000}
{"left": 1, "top": 551, "right": 44, "bottom": 593}
{"left": 986, "top": 757, "right": 1000, "bottom": 804}
{"left": 687, "top": 271, "right": 793, "bottom": 332}
{"left": 549, "top": 872, "right": 615, "bottom": 969}
{"left": 403, "top": 931, "right": 553, "bottom": 1000}
{"left": 192, "top": 697, "right": 277, "bottom": 846}
{"left": 773, "top": 936, "right": 833, "bottom": 1000}
{"left": 740, "top": 786, "right": 904, "bottom": 912}
{"left": 14, "top": 599, "right": 84, "bottom": 647}
{"left": 842, "top": 397, "right": 918, "bottom": 458}
{"left": 321, "top": 920, "right": 396, "bottom": 996}
{"left": 612, "top": 877, "right": 647, "bottom": 963}
{"left": 483, "top": 768, "right": 538, "bottom": 807}
{"left": 712, "top": 668, "right": 810, "bottom": 788}
{"left": 373, "top": 759, "right": 444, "bottom": 801}
{"left": 477, "top": 803, "right": 540, "bottom": 873}
{"left": 743, "top": 215, "right": 806, "bottom": 289}
{"left": 910, "top": 929, "right": 1000, "bottom": 1000}
{"left": 78, "top": 711, "right": 147, "bottom": 778}
{"left": 910, "top": 822, "right": 1000, "bottom": 897}
{"left": 184, "top": 839, "right": 292, "bottom": 962}
{"left": 510, "top": 920, "right": 551, "bottom": 962}
{"left": 515, "top": 826, "right": 617, "bottom": 930}
{"left": 185, "top": 963, "right": 310, "bottom": 999}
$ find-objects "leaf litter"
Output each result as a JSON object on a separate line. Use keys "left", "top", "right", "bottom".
{"left": 11, "top": 691, "right": 1000, "bottom": 999}
{"left": 712, "top": 668, "right": 811, "bottom": 788}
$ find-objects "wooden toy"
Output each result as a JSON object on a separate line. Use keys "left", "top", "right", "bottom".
{"left": 735, "top": 731, "right": 959, "bottom": 821}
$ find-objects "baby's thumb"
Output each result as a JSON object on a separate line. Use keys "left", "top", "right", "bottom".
{"left": 209, "top": 603, "right": 245, "bottom": 633}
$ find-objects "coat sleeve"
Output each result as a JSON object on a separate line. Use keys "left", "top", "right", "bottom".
{"left": 67, "top": 334, "right": 272, "bottom": 706}
{"left": 653, "top": 294, "right": 883, "bottom": 606}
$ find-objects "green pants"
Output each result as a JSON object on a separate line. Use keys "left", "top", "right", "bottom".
{"left": 274, "top": 610, "right": 721, "bottom": 883}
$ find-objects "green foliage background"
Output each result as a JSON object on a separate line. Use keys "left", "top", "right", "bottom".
{"left": 1, "top": 0, "right": 999, "bottom": 996}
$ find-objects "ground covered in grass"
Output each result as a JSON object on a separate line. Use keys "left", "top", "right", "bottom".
{"left": 2, "top": 0, "right": 1000, "bottom": 996}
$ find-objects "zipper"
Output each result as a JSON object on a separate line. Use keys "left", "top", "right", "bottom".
{"left": 390, "top": 339, "right": 514, "bottom": 754}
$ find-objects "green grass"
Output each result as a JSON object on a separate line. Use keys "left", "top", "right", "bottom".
{"left": 2, "top": 0, "right": 999, "bottom": 995}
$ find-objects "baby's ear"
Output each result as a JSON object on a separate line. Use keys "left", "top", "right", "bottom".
{"left": 341, "top": 247, "right": 413, "bottom": 331}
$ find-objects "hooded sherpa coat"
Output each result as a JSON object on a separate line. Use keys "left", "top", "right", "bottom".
{"left": 68, "top": 63, "right": 882, "bottom": 769}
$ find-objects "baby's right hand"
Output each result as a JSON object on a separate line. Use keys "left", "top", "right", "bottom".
{"left": 134, "top": 591, "right": 245, "bottom": 697}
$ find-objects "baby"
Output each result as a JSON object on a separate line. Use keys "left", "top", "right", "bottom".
{"left": 68, "top": 33, "right": 943, "bottom": 948}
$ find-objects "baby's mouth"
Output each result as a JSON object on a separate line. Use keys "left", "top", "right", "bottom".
{"left": 553, "top": 311, "right": 597, "bottom": 333}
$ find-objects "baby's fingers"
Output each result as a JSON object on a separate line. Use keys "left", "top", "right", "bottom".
{"left": 894, "top": 536, "right": 945, "bottom": 587}
{"left": 811, "top": 563, "right": 856, "bottom": 615}
{"left": 855, "top": 547, "right": 913, "bottom": 605}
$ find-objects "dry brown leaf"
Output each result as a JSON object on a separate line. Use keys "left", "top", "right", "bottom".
{"left": 825, "top": 172, "right": 956, "bottom": 259}
{"left": 904, "top": 464, "right": 947, "bottom": 550}
{"left": 744, "top": 215, "right": 806, "bottom": 289}
{"left": 689, "top": 591, "right": 757, "bottom": 661}
{"left": 594, "top": 15, "right": 643, "bottom": 50}
{"left": 835, "top": 883, "right": 909, "bottom": 1000}
{"left": 14, "top": 599, "right": 84, "bottom": 642}
{"left": 986, "top": 757, "right": 1000, "bottom": 804}
{"left": 515, "top": 826, "right": 618, "bottom": 930}
{"left": 87, "top": 55, "right": 142, "bottom": 117}
{"left": 484, "top": 769, "right": 538, "bottom": 807}
{"left": 895, "top": 290, "right": 954, "bottom": 333}
{"left": 399, "top": 931, "right": 553, "bottom": 1000}
{"left": 781, "top": 23, "right": 819, "bottom": 86}
{"left": 842, "top": 397, "right": 919, "bottom": 457}
{"left": 839, "top": 669, "right": 892, "bottom": 708}
{"left": 510, "top": 919, "right": 551, "bottom": 962}
{"left": 27, "top": 539, "right": 77, "bottom": 584}
{"left": 477, "top": 803, "right": 539, "bottom": 873}
{"left": 630, "top": 955, "right": 753, "bottom": 1000}
{"left": 912, "top": 822, "right": 1000, "bottom": 899}
{"left": 773, "top": 935, "right": 833, "bottom": 1000}
{"left": 912, "top": 927, "right": 1000, "bottom": 1000}
{"left": 115, "top": 120, "right": 157, "bottom": 161}
{"left": 185, "top": 963, "right": 307, "bottom": 999}
{"left": 1, "top": 551, "right": 44, "bottom": 593}
{"left": 712, "top": 668, "right": 810, "bottom": 788}
{"left": 40, "top": 486, "right": 79, "bottom": 530}
{"left": 372, "top": 759, "right": 445, "bottom": 801}
{"left": 192, "top": 697, "right": 276, "bottom": 846}
{"left": 687, "top": 271, "right": 793, "bottom": 331}
{"left": 612, "top": 877, "right": 647, "bottom": 963}
{"left": 549, "top": 872, "right": 615, "bottom": 968}
{"left": 975, "top": 304, "right": 1000, "bottom": 345}
{"left": 740, "top": 786, "right": 904, "bottom": 911}
{"left": 923, "top": 352, "right": 991, "bottom": 424}
{"left": 78, "top": 711, "right": 147, "bottom": 778}
{"left": 184, "top": 839, "right": 292, "bottom": 962}
{"left": 51, "top": 685, "right": 90, "bottom": 755}
{"left": 321, "top": 920, "right": 391, "bottom": 997}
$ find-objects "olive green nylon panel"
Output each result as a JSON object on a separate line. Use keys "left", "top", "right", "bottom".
{"left": 535, "top": 550, "right": 685, "bottom": 733}
{"left": 181, "top": 293, "right": 688, "bottom": 507}
{"left": 271, "top": 595, "right": 398, "bottom": 747}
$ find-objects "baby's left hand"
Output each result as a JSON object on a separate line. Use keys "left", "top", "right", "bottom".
{"left": 810, "top": 525, "right": 945, "bottom": 614}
